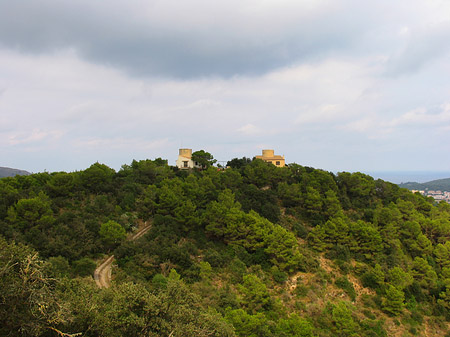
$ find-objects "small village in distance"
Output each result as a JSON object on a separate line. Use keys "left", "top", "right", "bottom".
{"left": 411, "top": 190, "right": 450, "bottom": 203}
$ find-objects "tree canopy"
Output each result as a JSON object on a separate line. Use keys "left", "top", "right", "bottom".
{"left": 1, "top": 156, "right": 450, "bottom": 336}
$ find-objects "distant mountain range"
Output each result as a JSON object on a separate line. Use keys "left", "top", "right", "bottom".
{"left": 398, "top": 178, "right": 450, "bottom": 192}
{"left": 0, "top": 167, "right": 30, "bottom": 178}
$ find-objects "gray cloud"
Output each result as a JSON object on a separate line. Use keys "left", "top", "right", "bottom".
{"left": 385, "top": 22, "right": 450, "bottom": 76}
{"left": 2, "top": 1, "right": 450, "bottom": 173}
{"left": 0, "top": 0, "right": 377, "bottom": 78}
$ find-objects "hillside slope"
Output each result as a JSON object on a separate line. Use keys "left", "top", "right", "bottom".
{"left": 0, "top": 166, "right": 30, "bottom": 178}
{"left": 399, "top": 177, "right": 450, "bottom": 191}
{"left": 2, "top": 159, "right": 450, "bottom": 336}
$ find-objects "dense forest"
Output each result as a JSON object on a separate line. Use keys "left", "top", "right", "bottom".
{"left": 2, "top": 156, "right": 450, "bottom": 336}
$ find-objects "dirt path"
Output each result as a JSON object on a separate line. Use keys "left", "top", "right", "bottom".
{"left": 94, "top": 255, "right": 115, "bottom": 288}
{"left": 94, "top": 221, "right": 151, "bottom": 288}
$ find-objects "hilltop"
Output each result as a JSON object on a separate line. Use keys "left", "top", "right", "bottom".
{"left": 0, "top": 166, "right": 30, "bottom": 178}
{"left": 2, "top": 157, "right": 450, "bottom": 336}
{"left": 399, "top": 177, "right": 450, "bottom": 191}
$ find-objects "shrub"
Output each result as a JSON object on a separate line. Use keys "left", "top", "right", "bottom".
{"left": 335, "top": 276, "right": 357, "bottom": 301}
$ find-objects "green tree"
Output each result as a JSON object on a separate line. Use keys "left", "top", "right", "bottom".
{"left": 331, "top": 301, "right": 359, "bottom": 336}
{"left": 264, "top": 225, "right": 303, "bottom": 272}
{"left": 46, "top": 172, "right": 74, "bottom": 197}
{"left": 438, "top": 278, "right": 450, "bottom": 310}
{"left": 386, "top": 267, "right": 413, "bottom": 291}
{"left": 323, "top": 190, "right": 342, "bottom": 219}
{"left": 7, "top": 193, "right": 54, "bottom": 231}
{"left": 226, "top": 157, "right": 252, "bottom": 169}
{"left": 303, "top": 186, "right": 323, "bottom": 221}
{"left": 411, "top": 257, "right": 437, "bottom": 290}
{"left": 0, "top": 237, "right": 66, "bottom": 336}
{"left": 79, "top": 162, "right": 115, "bottom": 193}
{"left": 275, "top": 314, "right": 314, "bottom": 337}
{"left": 239, "top": 274, "right": 272, "bottom": 314}
{"left": 136, "top": 184, "right": 158, "bottom": 219}
{"left": 6, "top": 193, "right": 55, "bottom": 252}
{"left": 99, "top": 220, "right": 126, "bottom": 246}
{"left": 242, "top": 159, "right": 277, "bottom": 188}
{"left": 361, "top": 264, "right": 385, "bottom": 290}
{"left": 434, "top": 242, "right": 450, "bottom": 269}
{"left": 348, "top": 220, "right": 383, "bottom": 258}
{"left": 225, "top": 308, "right": 270, "bottom": 337}
{"left": 204, "top": 189, "right": 243, "bottom": 239}
{"left": 191, "top": 150, "right": 217, "bottom": 169}
{"left": 382, "top": 285, "right": 405, "bottom": 315}
{"left": 48, "top": 256, "right": 71, "bottom": 278}
{"left": 72, "top": 257, "right": 97, "bottom": 277}
{"left": 336, "top": 172, "right": 376, "bottom": 209}
{"left": 0, "top": 180, "right": 19, "bottom": 219}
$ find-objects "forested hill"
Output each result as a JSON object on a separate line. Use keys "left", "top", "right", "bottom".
{"left": 0, "top": 166, "right": 30, "bottom": 178}
{"left": 2, "top": 158, "right": 450, "bottom": 336}
{"left": 399, "top": 178, "right": 450, "bottom": 191}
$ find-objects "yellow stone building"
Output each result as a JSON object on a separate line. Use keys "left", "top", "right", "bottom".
{"left": 255, "top": 149, "right": 286, "bottom": 167}
{"left": 176, "top": 148, "right": 204, "bottom": 169}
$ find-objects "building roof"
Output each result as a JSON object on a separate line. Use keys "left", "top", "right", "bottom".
{"left": 255, "top": 155, "right": 285, "bottom": 160}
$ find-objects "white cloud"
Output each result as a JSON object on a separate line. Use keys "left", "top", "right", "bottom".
{"left": 7, "top": 129, "right": 64, "bottom": 146}
{"left": 389, "top": 104, "right": 450, "bottom": 127}
{"left": 1, "top": 1, "right": 450, "bottom": 172}
{"left": 73, "top": 137, "right": 170, "bottom": 151}
{"left": 236, "top": 124, "right": 263, "bottom": 136}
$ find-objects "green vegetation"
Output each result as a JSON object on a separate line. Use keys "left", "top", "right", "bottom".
{"left": 399, "top": 177, "right": 450, "bottom": 192}
{"left": 2, "top": 157, "right": 450, "bottom": 336}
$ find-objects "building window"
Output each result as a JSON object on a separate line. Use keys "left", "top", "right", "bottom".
{"left": 183, "top": 161, "right": 188, "bottom": 168}
{"left": 276, "top": 161, "right": 280, "bottom": 166}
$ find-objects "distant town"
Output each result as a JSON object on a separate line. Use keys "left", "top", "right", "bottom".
{"left": 411, "top": 190, "right": 450, "bottom": 203}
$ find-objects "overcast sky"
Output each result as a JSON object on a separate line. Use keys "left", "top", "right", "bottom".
{"left": 1, "top": 0, "right": 450, "bottom": 176}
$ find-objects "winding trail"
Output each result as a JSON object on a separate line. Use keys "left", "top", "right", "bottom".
{"left": 94, "top": 221, "right": 152, "bottom": 288}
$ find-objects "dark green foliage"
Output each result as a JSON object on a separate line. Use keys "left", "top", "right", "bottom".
{"left": 3, "top": 158, "right": 450, "bottom": 336}
{"left": 72, "top": 257, "right": 97, "bottom": 277}
{"left": 236, "top": 183, "right": 280, "bottom": 223}
{"left": 361, "top": 264, "right": 384, "bottom": 290}
{"left": 274, "top": 314, "right": 314, "bottom": 336}
{"left": 47, "top": 256, "right": 71, "bottom": 278}
{"left": 337, "top": 172, "right": 376, "bottom": 209}
{"left": 226, "top": 157, "right": 252, "bottom": 169}
{"left": 399, "top": 178, "right": 450, "bottom": 192}
{"left": 239, "top": 273, "right": 272, "bottom": 313}
{"left": 61, "top": 276, "right": 236, "bottom": 337}
{"left": 382, "top": 285, "right": 405, "bottom": 316}
{"left": 335, "top": 276, "right": 357, "bottom": 301}
{"left": 360, "top": 319, "right": 387, "bottom": 337}
{"left": 271, "top": 266, "right": 288, "bottom": 284}
{"left": 99, "top": 220, "right": 126, "bottom": 246}
{"left": 204, "top": 246, "right": 230, "bottom": 268}
{"left": 191, "top": 150, "right": 217, "bottom": 168}
{"left": 225, "top": 308, "right": 271, "bottom": 337}
{"left": 0, "top": 237, "right": 66, "bottom": 336}
{"left": 79, "top": 162, "right": 115, "bottom": 193}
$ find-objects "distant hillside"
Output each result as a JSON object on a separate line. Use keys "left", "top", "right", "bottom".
{"left": 399, "top": 177, "right": 450, "bottom": 191}
{"left": 0, "top": 167, "right": 30, "bottom": 178}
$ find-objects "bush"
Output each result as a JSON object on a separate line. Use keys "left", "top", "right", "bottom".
{"left": 271, "top": 266, "right": 288, "bottom": 284}
{"left": 295, "top": 284, "right": 309, "bottom": 298}
{"left": 72, "top": 257, "right": 97, "bottom": 277}
{"left": 204, "top": 248, "right": 228, "bottom": 268}
{"left": 152, "top": 273, "right": 168, "bottom": 289}
{"left": 335, "top": 276, "right": 356, "bottom": 301}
